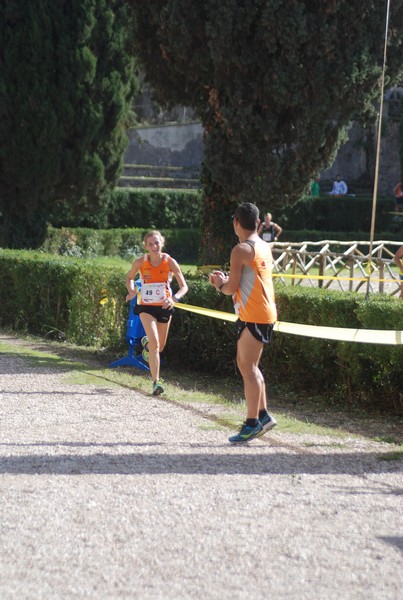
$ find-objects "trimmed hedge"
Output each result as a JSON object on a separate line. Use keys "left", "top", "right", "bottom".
{"left": 1, "top": 249, "right": 402, "bottom": 414}
{"left": 41, "top": 226, "right": 201, "bottom": 263}
{"left": 48, "top": 188, "right": 203, "bottom": 230}
{"left": 276, "top": 194, "right": 399, "bottom": 233}
{"left": 0, "top": 250, "right": 127, "bottom": 348}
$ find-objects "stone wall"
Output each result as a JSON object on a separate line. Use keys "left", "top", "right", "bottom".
{"left": 124, "top": 103, "right": 401, "bottom": 194}
{"left": 125, "top": 122, "right": 203, "bottom": 168}
{"left": 320, "top": 118, "right": 401, "bottom": 194}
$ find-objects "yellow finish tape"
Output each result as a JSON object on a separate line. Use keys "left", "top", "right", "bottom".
{"left": 175, "top": 303, "right": 403, "bottom": 345}
{"left": 175, "top": 302, "right": 238, "bottom": 322}
{"left": 273, "top": 321, "right": 403, "bottom": 345}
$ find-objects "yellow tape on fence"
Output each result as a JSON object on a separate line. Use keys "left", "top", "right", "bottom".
{"left": 175, "top": 303, "right": 403, "bottom": 345}
{"left": 272, "top": 272, "right": 400, "bottom": 284}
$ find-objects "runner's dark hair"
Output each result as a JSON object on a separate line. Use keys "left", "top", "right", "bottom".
{"left": 233, "top": 202, "right": 259, "bottom": 231}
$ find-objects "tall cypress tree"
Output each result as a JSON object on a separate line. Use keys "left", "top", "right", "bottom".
{"left": 0, "top": 0, "right": 137, "bottom": 248}
{"left": 129, "top": 1, "right": 403, "bottom": 262}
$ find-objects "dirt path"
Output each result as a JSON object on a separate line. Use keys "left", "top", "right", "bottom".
{"left": 0, "top": 332, "right": 402, "bottom": 600}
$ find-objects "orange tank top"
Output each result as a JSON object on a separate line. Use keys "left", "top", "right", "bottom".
{"left": 233, "top": 239, "right": 277, "bottom": 323}
{"left": 138, "top": 253, "right": 173, "bottom": 305}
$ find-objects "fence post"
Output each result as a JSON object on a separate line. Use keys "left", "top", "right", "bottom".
{"left": 349, "top": 257, "right": 354, "bottom": 291}
{"left": 319, "top": 254, "right": 325, "bottom": 288}
{"left": 292, "top": 254, "right": 297, "bottom": 286}
{"left": 377, "top": 247, "right": 384, "bottom": 294}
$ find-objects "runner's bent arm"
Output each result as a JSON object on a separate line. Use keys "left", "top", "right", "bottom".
{"left": 273, "top": 222, "right": 282, "bottom": 239}
{"left": 210, "top": 243, "right": 254, "bottom": 295}
{"left": 125, "top": 257, "right": 143, "bottom": 302}
{"left": 168, "top": 257, "right": 188, "bottom": 303}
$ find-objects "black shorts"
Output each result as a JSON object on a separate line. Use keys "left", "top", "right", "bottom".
{"left": 237, "top": 320, "right": 274, "bottom": 344}
{"left": 134, "top": 304, "right": 173, "bottom": 323}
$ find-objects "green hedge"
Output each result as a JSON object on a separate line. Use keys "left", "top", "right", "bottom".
{"left": 48, "top": 188, "right": 203, "bottom": 230}
{"left": 41, "top": 226, "right": 201, "bottom": 263}
{"left": 0, "top": 250, "right": 127, "bottom": 348}
{"left": 276, "top": 195, "right": 398, "bottom": 233}
{"left": 168, "top": 284, "right": 403, "bottom": 414}
{"left": 1, "top": 250, "right": 402, "bottom": 414}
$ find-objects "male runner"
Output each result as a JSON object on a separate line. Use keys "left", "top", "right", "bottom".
{"left": 209, "top": 202, "right": 277, "bottom": 443}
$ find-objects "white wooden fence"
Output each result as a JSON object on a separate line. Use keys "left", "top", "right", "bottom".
{"left": 272, "top": 240, "right": 402, "bottom": 297}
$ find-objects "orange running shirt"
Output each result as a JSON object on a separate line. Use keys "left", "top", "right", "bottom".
{"left": 233, "top": 239, "right": 277, "bottom": 324}
{"left": 138, "top": 253, "right": 173, "bottom": 305}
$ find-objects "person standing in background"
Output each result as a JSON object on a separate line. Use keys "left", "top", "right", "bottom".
{"left": 310, "top": 177, "right": 321, "bottom": 197}
{"left": 393, "top": 182, "right": 403, "bottom": 213}
{"left": 258, "top": 212, "right": 283, "bottom": 242}
{"left": 393, "top": 245, "right": 403, "bottom": 299}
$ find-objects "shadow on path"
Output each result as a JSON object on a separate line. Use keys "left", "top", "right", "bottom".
{"left": 0, "top": 450, "right": 402, "bottom": 476}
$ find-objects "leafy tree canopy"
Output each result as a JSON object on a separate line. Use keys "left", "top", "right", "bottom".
{"left": 0, "top": 0, "right": 137, "bottom": 248}
{"left": 129, "top": 0, "right": 403, "bottom": 261}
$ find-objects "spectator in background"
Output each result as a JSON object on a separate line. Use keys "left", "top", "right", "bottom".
{"left": 310, "top": 177, "right": 321, "bottom": 197}
{"left": 393, "top": 181, "right": 403, "bottom": 213}
{"left": 329, "top": 174, "right": 348, "bottom": 196}
{"left": 258, "top": 212, "right": 282, "bottom": 242}
{"left": 393, "top": 245, "right": 403, "bottom": 299}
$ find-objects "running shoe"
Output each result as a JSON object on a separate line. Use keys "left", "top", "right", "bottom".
{"left": 141, "top": 336, "right": 149, "bottom": 350}
{"left": 257, "top": 413, "right": 277, "bottom": 437}
{"left": 142, "top": 349, "right": 149, "bottom": 363}
{"left": 152, "top": 380, "right": 164, "bottom": 396}
{"left": 228, "top": 421, "right": 263, "bottom": 444}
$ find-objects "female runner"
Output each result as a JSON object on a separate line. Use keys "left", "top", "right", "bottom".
{"left": 125, "top": 230, "right": 188, "bottom": 395}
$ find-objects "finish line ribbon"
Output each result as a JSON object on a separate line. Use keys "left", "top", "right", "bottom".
{"left": 175, "top": 303, "right": 403, "bottom": 345}
{"left": 175, "top": 302, "right": 238, "bottom": 322}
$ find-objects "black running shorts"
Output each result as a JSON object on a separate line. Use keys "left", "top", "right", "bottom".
{"left": 237, "top": 320, "right": 274, "bottom": 344}
{"left": 134, "top": 304, "right": 173, "bottom": 323}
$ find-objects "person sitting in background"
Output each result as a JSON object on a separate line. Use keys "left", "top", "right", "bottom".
{"left": 393, "top": 182, "right": 403, "bottom": 213}
{"left": 393, "top": 245, "right": 403, "bottom": 299}
{"left": 258, "top": 212, "right": 282, "bottom": 242}
{"left": 329, "top": 175, "right": 348, "bottom": 196}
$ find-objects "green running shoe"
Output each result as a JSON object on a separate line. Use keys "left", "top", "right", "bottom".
{"left": 152, "top": 380, "right": 164, "bottom": 396}
{"left": 142, "top": 349, "right": 149, "bottom": 363}
{"left": 228, "top": 421, "right": 263, "bottom": 444}
{"left": 141, "top": 336, "right": 149, "bottom": 349}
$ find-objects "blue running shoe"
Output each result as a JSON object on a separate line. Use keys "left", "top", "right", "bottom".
{"left": 228, "top": 421, "right": 263, "bottom": 444}
{"left": 258, "top": 412, "right": 277, "bottom": 437}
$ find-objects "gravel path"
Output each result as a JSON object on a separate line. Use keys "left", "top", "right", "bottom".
{"left": 0, "top": 332, "right": 402, "bottom": 600}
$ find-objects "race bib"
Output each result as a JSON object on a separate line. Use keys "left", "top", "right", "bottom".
{"left": 263, "top": 232, "right": 274, "bottom": 242}
{"left": 140, "top": 282, "right": 167, "bottom": 304}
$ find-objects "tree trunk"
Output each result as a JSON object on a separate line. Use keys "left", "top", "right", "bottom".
{"left": 199, "top": 174, "right": 240, "bottom": 265}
